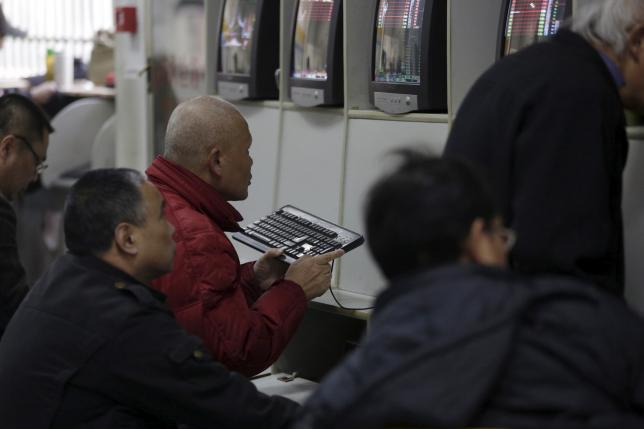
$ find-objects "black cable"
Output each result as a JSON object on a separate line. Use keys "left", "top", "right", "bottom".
{"left": 327, "top": 260, "right": 375, "bottom": 311}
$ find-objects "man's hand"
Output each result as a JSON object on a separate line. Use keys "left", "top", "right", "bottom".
{"left": 253, "top": 248, "right": 289, "bottom": 290}
{"left": 285, "top": 249, "right": 344, "bottom": 300}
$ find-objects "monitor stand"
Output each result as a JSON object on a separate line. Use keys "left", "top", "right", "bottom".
{"left": 218, "top": 81, "right": 250, "bottom": 101}
{"left": 291, "top": 87, "right": 325, "bottom": 107}
{"left": 374, "top": 92, "right": 418, "bottom": 114}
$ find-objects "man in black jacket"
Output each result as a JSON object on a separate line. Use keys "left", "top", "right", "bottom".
{"left": 294, "top": 151, "right": 644, "bottom": 429}
{"left": 0, "top": 168, "right": 298, "bottom": 429}
{"left": 444, "top": 0, "right": 644, "bottom": 294}
{"left": 0, "top": 93, "right": 53, "bottom": 338}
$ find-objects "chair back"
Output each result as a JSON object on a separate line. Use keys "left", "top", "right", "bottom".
{"left": 90, "top": 113, "right": 116, "bottom": 169}
{"left": 41, "top": 98, "right": 114, "bottom": 188}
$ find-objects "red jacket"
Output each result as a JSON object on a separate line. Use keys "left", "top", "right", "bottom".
{"left": 147, "top": 156, "right": 307, "bottom": 376}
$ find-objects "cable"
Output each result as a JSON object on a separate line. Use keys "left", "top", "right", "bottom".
{"left": 327, "top": 261, "right": 375, "bottom": 311}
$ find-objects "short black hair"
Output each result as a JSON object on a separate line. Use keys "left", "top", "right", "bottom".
{"left": 0, "top": 93, "right": 54, "bottom": 144}
{"left": 64, "top": 169, "right": 147, "bottom": 255}
{"left": 365, "top": 149, "right": 497, "bottom": 279}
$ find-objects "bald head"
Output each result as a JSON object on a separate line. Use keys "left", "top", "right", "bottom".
{"left": 164, "top": 96, "right": 249, "bottom": 173}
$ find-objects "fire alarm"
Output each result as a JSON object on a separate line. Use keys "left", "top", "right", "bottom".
{"left": 115, "top": 6, "right": 137, "bottom": 33}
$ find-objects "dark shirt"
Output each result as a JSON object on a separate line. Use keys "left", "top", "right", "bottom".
{"left": 0, "top": 195, "right": 28, "bottom": 338}
{"left": 0, "top": 253, "right": 298, "bottom": 429}
{"left": 444, "top": 29, "right": 628, "bottom": 294}
{"left": 294, "top": 264, "right": 644, "bottom": 429}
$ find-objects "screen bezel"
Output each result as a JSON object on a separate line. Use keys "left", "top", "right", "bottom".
{"left": 216, "top": 0, "right": 279, "bottom": 99}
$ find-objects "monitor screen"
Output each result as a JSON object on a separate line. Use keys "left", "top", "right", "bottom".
{"left": 220, "top": 0, "right": 258, "bottom": 75}
{"left": 374, "top": 0, "right": 425, "bottom": 84}
{"left": 292, "top": 0, "right": 335, "bottom": 80}
{"left": 503, "top": 0, "right": 568, "bottom": 56}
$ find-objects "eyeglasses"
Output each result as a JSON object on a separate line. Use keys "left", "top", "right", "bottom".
{"left": 12, "top": 134, "right": 47, "bottom": 174}
{"left": 493, "top": 227, "right": 517, "bottom": 251}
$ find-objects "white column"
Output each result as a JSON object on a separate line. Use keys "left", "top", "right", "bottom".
{"left": 113, "top": 0, "right": 152, "bottom": 172}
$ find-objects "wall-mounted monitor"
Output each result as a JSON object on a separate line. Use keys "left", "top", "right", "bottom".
{"left": 217, "top": 0, "right": 279, "bottom": 100}
{"left": 289, "top": 0, "right": 343, "bottom": 107}
{"left": 501, "top": 0, "right": 570, "bottom": 57}
{"left": 450, "top": 0, "right": 572, "bottom": 116}
{"left": 370, "top": 0, "right": 447, "bottom": 114}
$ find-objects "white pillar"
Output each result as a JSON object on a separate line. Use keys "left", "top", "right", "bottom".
{"left": 113, "top": 0, "right": 152, "bottom": 172}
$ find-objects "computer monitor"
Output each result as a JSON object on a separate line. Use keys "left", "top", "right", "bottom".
{"left": 501, "top": 0, "right": 570, "bottom": 57}
{"left": 289, "top": 0, "right": 343, "bottom": 107}
{"left": 370, "top": 0, "right": 447, "bottom": 114}
{"left": 217, "top": 0, "right": 279, "bottom": 100}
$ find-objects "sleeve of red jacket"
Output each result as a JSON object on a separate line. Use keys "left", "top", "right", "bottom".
{"left": 178, "top": 231, "right": 308, "bottom": 377}
{"left": 239, "top": 262, "right": 264, "bottom": 305}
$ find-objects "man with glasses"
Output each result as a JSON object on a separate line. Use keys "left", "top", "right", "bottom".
{"left": 0, "top": 93, "right": 53, "bottom": 338}
{"left": 294, "top": 150, "right": 644, "bottom": 429}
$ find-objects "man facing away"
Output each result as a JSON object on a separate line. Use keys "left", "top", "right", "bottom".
{"left": 0, "top": 93, "right": 52, "bottom": 338}
{"left": 444, "top": 0, "right": 644, "bottom": 294}
{"left": 146, "top": 95, "right": 343, "bottom": 376}
{"left": 294, "top": 150, "right": 644, "bottom": 429}
{"left": 0, "top": 168, "right": 299, "bottom": 429}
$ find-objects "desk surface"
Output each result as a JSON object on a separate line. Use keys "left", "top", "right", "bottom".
{"left": 58, "top": 80, "right": 115, "bottom": 99}
{"left": 251, "top": 372, "right": 318, "bottom": 404}
{"left": 311, "top": 288, "right": 375, "bottom": 319}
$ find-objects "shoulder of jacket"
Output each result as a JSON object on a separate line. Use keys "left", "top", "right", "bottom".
{"left": 111, "top": 281, "right": 170, "bottom": 314}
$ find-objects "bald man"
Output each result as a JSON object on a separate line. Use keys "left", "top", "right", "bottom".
{"left": 146, "top": 96, "right": 342, "bottom": 377}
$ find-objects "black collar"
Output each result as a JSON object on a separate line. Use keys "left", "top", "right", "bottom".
{"left": 374, "top": 263, "right": 512, "bottom": 315}
{"left": 553, "top": 29, "right": 621, "bottom": 95}
{"left": 69, "top": 253, "right": 167, "bottom": 303}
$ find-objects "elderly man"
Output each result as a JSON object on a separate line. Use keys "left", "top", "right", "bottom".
{"left": 444, "top": 0, "right": 644, "bottom": 294}
{"left": 0, "top": 168, "right": 299, "bottom": 428}
{"left": 146, "top": 96, "right": 342, "bottom": 377}
{"left": 294, "top": 151, "right": 644, "bottom": 429}
{"left": 0, "top": 93, "right": 52, "bottom": 338}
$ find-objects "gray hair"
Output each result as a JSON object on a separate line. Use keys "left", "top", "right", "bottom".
{"left": 572, "top": 0, "right": 644, "bottom": 55}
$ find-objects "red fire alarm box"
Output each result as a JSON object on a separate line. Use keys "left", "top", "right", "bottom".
{"left": 115, "top": 6, "right": 137, "bottom": 33}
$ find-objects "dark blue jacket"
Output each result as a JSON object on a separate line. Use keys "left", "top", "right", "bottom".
{"left": 444, "top": 29, "right": 628, "bottom": 294}
{"left": 294, "top": 264, "right": 644, "bottom": 429}
{"left": 0, "top": 253, "right": 298, "bottom": 429}
{"left": 0, "top": 195, "right": 28, "bottom": 339}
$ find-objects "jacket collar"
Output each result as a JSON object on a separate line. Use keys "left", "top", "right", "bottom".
{"left": 146, "top": 156, "right": 243, "bottom": 232}
{"left": 374, "top": 263, "right": 512, "bottom": 316}
{"left": 70, "top": 253, "right": 167, "bottom": 303}
{"left": 598, "top": 51, "right": 625, "bottom": 88}
{"left": 554, "top": 29, "right": 622, "bottom": 93}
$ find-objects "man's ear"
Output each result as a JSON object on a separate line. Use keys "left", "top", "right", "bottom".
{"left": 113, "top": 223, "right": 138, "bottom": 256}
{"left": 207, "top": 146, "right": 224, "bottom": 178}
{"left": 628, "top": 23, "right": 644, "bottom": 61}
{"left": 462, "top": 218, "right": 487, "bottom": 263}
{"left": 0, "top": 135, "right": 16, "bottom": 164}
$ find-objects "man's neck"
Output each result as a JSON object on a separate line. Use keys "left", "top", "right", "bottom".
{"left": 98, "top": 251, "right": 149, "bottom": 286}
